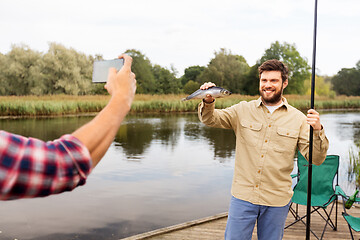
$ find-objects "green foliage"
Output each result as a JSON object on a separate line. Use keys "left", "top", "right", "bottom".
{"left": 0, "top": 42, "right": 348, "bottom": 97}
{"left": 41, "top": 43, "right": 94, "bottom": 95}
{"left": 125, "top": 49, "right": 156, "bottom": 94}
{"left": 304, "top": 75, "right": 335, "bottom": 97}
{"left": 349, "top": 145, "right": 360, "bottom": 187}
{"left": 2, "top": 44, "right": 43, "bottom": 95}
{"left": 0, "top": 53, "right": 8, "bottom": 95}
{"left": 0, "top": 43, "right": 96, "bottom": 96}
{"left": 125, "top": 49, "right": 182, "bottom": 94}
{"left": 331, "top": 62, "right": 360, "bottom": 96}
{"left": 260, "top": 41, "right": 311, "bottom": 94}
{"left": 242, "top": 63, "right": 260, "bottom": 96}
{"left": 197, "top": 48, "right": 250, "bottom": 94}
{"left": 183, "top": 80, "right": 200, "bottom": 94}
{"left": 0, "top": 95, "right": 108, "bottom": 116}
{"left": 181, "top": 65, "right": 205, "bottom": 86}
{"left": 152, "top": 64, "right": 181, "bottom": 94}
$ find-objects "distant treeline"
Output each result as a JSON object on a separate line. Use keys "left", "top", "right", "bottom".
{"left": 0, "top": 42, "right": 359, "bottom": 96}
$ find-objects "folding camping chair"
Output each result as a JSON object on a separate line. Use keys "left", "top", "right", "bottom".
{"left": 336, "top": 185, "right": 360, "bottom": 240}
{"left": 285, "top": 153, "right": 340, "bottom": 240}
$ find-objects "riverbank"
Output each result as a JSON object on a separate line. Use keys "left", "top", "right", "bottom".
{"left": 0, "top": 94, "right": 360, "bottom": 116}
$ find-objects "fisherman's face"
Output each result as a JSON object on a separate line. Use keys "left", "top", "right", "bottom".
{"left": 259, "top": 71, "right": 288, "bottom": 106}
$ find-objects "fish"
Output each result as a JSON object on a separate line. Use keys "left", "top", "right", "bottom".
{"left": 181, "top": 86, "right": 231, "bottom": 101}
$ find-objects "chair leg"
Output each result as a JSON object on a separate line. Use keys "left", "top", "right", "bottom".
{"left": 335, "top": 198, "right": 338, "bottom": 231}
{"left": 347, "top": 223, "right": 354, "bottom": 240}
{"left": 288, "top": 202, "right": 300, "bottom": 220}
{"left": 320, "top": 201, "right": 337, "bottom": 239}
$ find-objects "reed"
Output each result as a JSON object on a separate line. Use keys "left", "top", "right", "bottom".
{"left": 0, "top": 94, "right": 360, "bottom": 116}
{"left": 0, "top": 95, "right": 109, "bottom": 116}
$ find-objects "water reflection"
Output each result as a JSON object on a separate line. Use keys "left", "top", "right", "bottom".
{"left": 202, "top": 127, "right": 235, "bottom": 162}
{"left": 320, "top": 112, "right": 360, "bottom": 193}
{"left": 114, "top": 114, "right": 235, "bottom": 162}
{"left": 0, "top": 112, "right": 359, "bottom": 239}
{"left": 115, "top": 120, "right": 154, "bottom": 157}
{"left": 0, "top": 116, "right": 91, "bottom": 141}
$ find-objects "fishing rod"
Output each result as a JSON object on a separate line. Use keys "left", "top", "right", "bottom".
{"left": 306, "top": 0, "right": 318, "bottom": 239}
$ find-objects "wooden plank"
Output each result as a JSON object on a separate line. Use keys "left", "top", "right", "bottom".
{"left": 121, "top": 202, "right": 360, "bottom": 239}
{"left": 121, "top": 212, "right": 228, "bottom": 240}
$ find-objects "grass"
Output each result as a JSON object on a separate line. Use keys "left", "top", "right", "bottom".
{"left": 0, "top": 95, "right": 109, "bottom": 116}
{"left": 0, "top": 94, "right": 360, "bottom": 116}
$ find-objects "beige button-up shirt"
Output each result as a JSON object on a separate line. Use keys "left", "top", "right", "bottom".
{"left": 198, "top": 97, "right": 329, "bottom": 207}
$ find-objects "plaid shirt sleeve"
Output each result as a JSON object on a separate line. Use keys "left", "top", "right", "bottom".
{"left": 0, "top": 130, "right": 92, "bottom": 200}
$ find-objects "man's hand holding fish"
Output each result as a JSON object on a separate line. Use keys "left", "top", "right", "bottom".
{"left": 181, "top": 82, "right": 231, "bottom": 102}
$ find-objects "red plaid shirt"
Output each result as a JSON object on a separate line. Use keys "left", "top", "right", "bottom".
{"left": 0, "top": 130, "right": 92, "bottom": 200}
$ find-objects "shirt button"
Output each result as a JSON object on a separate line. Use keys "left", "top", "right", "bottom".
{"left": 256, "top": 185, "right": 259, "bottom": 188}
{"left": 261, "top": 154, "right": 264, "bottom": 158}
{"left": 265, "top": 140, "right": 268, "bottom": 143}
{"left": 287, "top": 133, "right": 289, "bottom": 136}
{"left": 267, "top": 110, "right": 270, "bottom": 113}
{"left": 250, "top": 125, "right": 252, "bottom": 128}
{"left": 269, "top": 124, "right": 271, "bottom": 127}
{"left": 258, "top": 170, "right": 261, "bottom": 173}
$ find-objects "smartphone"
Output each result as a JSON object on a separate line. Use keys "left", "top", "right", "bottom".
{"left": 92, "top": 58, "right": 124, "bottom": 83}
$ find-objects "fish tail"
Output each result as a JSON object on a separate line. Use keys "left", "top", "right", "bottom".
{"left": 181, "top": 98, "right": 187, "bottom": 101}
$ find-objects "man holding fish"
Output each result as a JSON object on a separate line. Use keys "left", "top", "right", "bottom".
{"left": 197, "top": 59, "right": 329, "bottom": 240}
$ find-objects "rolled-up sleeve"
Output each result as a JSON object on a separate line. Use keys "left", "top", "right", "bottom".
{"left": 0, "top": 131, "right": 92, "bottom": 200}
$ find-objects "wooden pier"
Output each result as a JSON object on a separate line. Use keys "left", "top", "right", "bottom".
{"left": 122, "top": 202, "right": 360, "bottom": 239}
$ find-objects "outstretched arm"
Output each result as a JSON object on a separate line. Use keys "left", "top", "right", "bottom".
{"left": 72, "top": 54, "right": 136, "bottom": 168}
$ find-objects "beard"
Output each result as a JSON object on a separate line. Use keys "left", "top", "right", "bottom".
{"left": 260, "top": 86, "right": 283, "bottom": 105}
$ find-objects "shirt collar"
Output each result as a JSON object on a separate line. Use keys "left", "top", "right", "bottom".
{"left": 256, "top": 97, "right": 289, "bottom": 110}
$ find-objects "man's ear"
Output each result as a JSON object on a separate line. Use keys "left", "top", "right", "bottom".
{"left": 283, "top": 79, "right": 288, "bottom": 89}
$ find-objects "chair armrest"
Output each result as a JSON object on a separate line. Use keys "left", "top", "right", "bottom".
{"left": 335, "top": 185, "right": 348, "bottom": 198}
{"left": 335, "top": 186, "right": 360, "bottom": 203}
{"left": 291, "top": 173, "right": 299, "bottom": 179}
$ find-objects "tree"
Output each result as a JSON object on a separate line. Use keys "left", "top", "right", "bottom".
{"left": 152, "top": 64, "right": 181, "bottom": 94}
{"left": 183, "top": 80, "right": 200, "bottom": 94}
{"left": 243, "top": 63, "right": 260, "bottom": 96}
{"left": 260, "top": 41, "right": 311, "bottom": 94}
{"left": 125, "top": 49, "right": 156, "bottom": 94}
{"left": 304, "top": 75, "right": 335, "bottom": 97}
{"left": 0, "top": 53, "right": 8, "bottom": 95}
{"left": 197, "top": 48, "right": 249, "bottom": 94}
{"left": 2, "top": 44, "right": 43, "bottom": 95}
{"left": 331, "top": 63, "right": 360, "bottom": 96}
{"left": 181, "top": 66, "right": 205, "bottom": 86}
{"left": 41, "top": 43, "right": 93, "bottom": 95}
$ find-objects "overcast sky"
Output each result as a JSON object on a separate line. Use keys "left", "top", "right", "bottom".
{"left": 0, "top": 0, "right": 359, "bottom": 77}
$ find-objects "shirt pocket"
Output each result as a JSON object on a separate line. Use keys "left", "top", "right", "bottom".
{"left": 273, "top": 127, "right": 299, "bottom": 153}
{"left": 239, "top": 119, "right": 263, "bottom": 147}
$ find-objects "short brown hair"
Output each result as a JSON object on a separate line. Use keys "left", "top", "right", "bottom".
{"left": 258, "top": 59, "right": 289, "bottom": 83}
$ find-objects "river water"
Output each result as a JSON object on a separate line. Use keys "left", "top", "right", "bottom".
{"left": 0, "top": 112, "right": 359, "bottom": 239}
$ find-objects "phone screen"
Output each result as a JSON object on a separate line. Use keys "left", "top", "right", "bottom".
{"left": 92, "top": 58, "right": 124, "bottom": 83}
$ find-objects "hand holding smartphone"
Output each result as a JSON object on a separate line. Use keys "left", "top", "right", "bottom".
{"left": 92, "top": 59, "right": 124, "bottom": 83}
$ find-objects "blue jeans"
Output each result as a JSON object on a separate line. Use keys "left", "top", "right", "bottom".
{"left": 225, "top": 196, "right": 290, "bottom": 240}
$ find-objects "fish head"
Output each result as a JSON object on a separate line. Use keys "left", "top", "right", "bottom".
{"left": 220, "top": 89, "right": 231, "bottom": 96}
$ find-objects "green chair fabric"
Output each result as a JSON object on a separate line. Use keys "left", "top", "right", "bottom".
{"left": 292, "top": 153, "right": 339, "bottom": 207}
{"left": 286, "top": 152, "right": 340, "bottom": 240}
{"left": 343, "top": 213, "right": 360, "bottom": 232}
